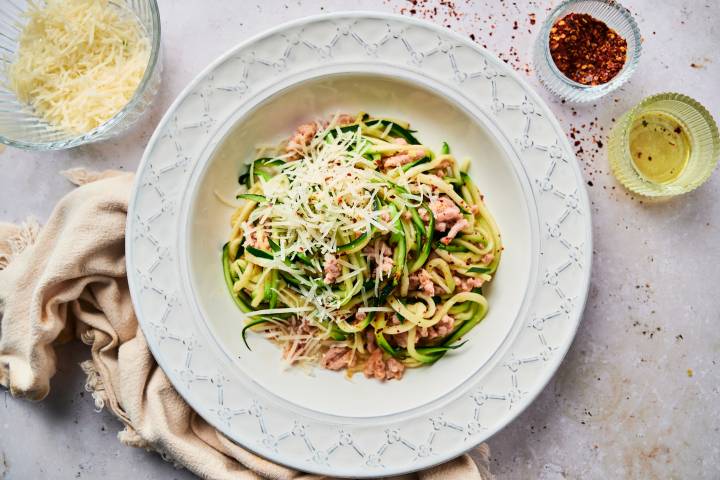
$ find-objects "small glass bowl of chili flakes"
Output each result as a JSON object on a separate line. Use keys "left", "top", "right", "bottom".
{"left": 533, "top": 0, "right": 642, "bottom": 102}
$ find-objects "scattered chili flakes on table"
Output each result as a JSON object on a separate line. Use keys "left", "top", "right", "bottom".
{"left": 549, "top": 13, "right": 627, "bottom": 86}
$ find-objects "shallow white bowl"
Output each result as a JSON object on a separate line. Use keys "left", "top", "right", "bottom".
{"left": 127, "top": 12, "right": 591, "bottom": 477}
{"left": 187, "top": 72, "right": 533, "bottom": 418}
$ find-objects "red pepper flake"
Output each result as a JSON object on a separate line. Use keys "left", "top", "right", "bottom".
{"left": 549, "top": 13, "right": 627, "bottom": 86}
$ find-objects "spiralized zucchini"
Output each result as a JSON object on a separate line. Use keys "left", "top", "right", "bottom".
{"left": 222, "top": 113, "right": 502, "bottom": 380}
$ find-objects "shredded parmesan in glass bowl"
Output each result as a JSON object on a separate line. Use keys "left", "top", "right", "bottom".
{"left": 0, "top": 0, "right": 161, "bottom": 150}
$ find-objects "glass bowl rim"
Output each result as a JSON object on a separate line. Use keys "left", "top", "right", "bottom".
{"left": 612, "top": 92, "right": 720, "bottom": 196}
{"left": 537, "top": 0, "right": 642, "bottom": 99}
{"left": 0, "top": 0, "right": 162, "bottom": 151}
{"left": 619, "top": 91, "right": 720, "bottom": 162}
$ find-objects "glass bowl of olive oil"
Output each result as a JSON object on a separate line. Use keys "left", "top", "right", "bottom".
{"left": 608, "top": 93, "right": 719, "bottom": 196}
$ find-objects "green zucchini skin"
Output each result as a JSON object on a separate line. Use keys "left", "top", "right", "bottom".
{"left": 409, "top": 204, "right": 435, "bottom": 273}
{"left": 246, "top": 246, "right": 273, "bottom": 260}
{"left": 236, "top": 193, "right": 267, "bottom": 203}
{"left": 280, "top": 270, "right": 300, "bottom": 286}
{"left": 388, "top": 203, "right": 407, "bottom": 286}
{"left": 375, "top": 329, "right": 400, "bottom": 358}
{"left": 467, "top": 266, "right": 491, "bottom": 274}
{"left": 292, "top": 252, "right": 313, "bottom": 267}
{"left": 222, "top": 243, "right": 252, "bottom": 313}
{"left": 435, "top": 242, "right": 470, "bottom": 253}
{"left": 365, "top": 119, "right": 421, "bottom": 145}
{"left": 402, "top": 156, "right": 430, "bottom": 172}
{"left": 238, "top": 157, "right": 285, "bottom": 187}
{"left": 326, "top": 118, "right": 420, "bottom": 146}
{"left": 241, "top": 318, "right": 272, "bottom": 349}
{"left": 337, "top": 231, "right": 370, "bottom": 253}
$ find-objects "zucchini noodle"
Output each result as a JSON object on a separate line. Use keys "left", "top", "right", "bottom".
{"left": 221, "top": 113, "right": 502, "bottom": 381}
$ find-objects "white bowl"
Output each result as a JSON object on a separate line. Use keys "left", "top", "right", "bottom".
{"left": 186, "top": 72, "right": 534, "bottom": 418}
{"left": 127, "top": 12, "right": 591, "bottom": 477}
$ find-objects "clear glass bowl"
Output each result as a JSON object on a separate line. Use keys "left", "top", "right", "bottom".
{"left": 0, "top": 0, "right": 162, "bottom": 151}
{"left": 608, "top": 93, "right": 720, "bottom": 197}
{"left": 533, "top": 0, "right": 641, "bottom": 103}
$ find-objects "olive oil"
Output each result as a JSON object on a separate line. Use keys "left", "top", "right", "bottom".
{"left": 628, "top": 112, "right": 691, "bottom": 184}
{"left": 608, "top": 93, "right": 718, "bottom": 197}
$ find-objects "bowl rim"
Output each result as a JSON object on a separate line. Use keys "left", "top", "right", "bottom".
{"left": 180, "top": 65, "right": 541, "bottom": 420}
{"left": 0, "top": 0, "right": 162, "bottom": 151}
{"left": 126, "top": 11, "right": 594, "bottom": 477}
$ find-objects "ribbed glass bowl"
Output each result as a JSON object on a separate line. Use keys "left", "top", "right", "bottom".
{"left": 533, "top": 0, "right": 641, "bottom": 103}
{"left": 0, "top": 0, "right": 162, "bottom": 151}
{"left": 608, "top": 93, "right": 720, "bottom": 197}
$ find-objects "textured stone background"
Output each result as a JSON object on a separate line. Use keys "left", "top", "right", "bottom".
{"left": 1, "top": 1, "right": 718, "bottom": 479}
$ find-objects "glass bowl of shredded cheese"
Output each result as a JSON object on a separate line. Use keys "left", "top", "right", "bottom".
{"left": 0, "top": 0, "right": 161, "bottom": 150}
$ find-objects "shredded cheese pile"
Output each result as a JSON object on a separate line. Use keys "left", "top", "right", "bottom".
{"left": 252, "top": 129, "right": 395, "bottom": 261}
{"left": 8, "top": 0, "right": 150, "bottom": 134}
{"left": 244, "top": 128, "right": 401, "bottom": 319}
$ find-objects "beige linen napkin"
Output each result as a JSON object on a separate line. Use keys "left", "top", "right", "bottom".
{"left": 0, "top": 170, "right": 493, "bottom": 480}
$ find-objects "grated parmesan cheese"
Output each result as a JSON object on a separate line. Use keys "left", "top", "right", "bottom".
{"left": 8, "top": 0, "right": 150, "bottom": 134}
{"left": 237, "top": 125, "right": 428, "bottom": 324}
{"left": 249, "top": 128, "right": 393, "bottom": 262}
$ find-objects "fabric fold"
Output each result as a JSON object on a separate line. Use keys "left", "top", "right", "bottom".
{"left": 0, "top": 170, "right": 492, "bottom": 480}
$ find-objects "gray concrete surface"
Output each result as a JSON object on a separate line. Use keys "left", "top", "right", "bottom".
{"left": 1, "top": 1, "right": 718, "bottom": 478}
